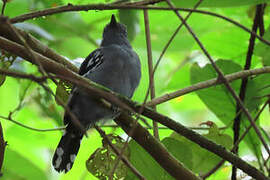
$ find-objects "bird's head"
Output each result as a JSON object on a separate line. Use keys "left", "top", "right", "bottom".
{"left": 101, "top": 15, "right": 131, "bottom": 48}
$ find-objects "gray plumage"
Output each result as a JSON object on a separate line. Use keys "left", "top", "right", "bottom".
{"left": 52, "top": 15, "right": 141, "bottom": 173}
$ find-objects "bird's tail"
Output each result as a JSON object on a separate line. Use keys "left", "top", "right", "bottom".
{"left": 52, "top": 131, "right": 83, "bottom": 173}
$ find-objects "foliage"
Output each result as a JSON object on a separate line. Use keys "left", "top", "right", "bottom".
{"left": 0, "top": 0, "right": 270, "bottom": 180}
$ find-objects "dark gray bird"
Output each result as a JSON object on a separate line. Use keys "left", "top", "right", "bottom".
{"left": 52, "top": 15, "right": 141, "bottom": 173}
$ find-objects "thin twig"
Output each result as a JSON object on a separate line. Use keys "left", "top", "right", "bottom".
{"left": 9, "top": 80, "right": 32, "bottom": 116}
{"left": 0, "top": 115, "right": 65, "bottom": 132}
{"left": 143, "top": 9, "right": 159, "bottom": 139}
{"left": 0, "top": 68, "right": 48, "bottom": 82}
{"left": 147, "top": 66, "right": 270, "bottom": 106}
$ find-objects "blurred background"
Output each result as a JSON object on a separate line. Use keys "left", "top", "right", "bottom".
{"left": 0, "top": 0, "right": 270, "bottom": 179}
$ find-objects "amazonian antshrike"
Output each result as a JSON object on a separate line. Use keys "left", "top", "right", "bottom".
{"left": 52, "top": 15, "right": 141, "bottom": 173}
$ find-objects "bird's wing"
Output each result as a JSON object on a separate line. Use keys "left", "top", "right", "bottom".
{"left": 78, "top": 49, "right": 104, "bottom": 76}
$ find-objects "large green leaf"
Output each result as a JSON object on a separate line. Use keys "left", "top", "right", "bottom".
{"left": 190, "top": 60, "right": 242, "bottom": 125}
{"left": 2, "top": 148, "right": 47, "bottom": 180}
{"left": 126, "top": 140, "right": 173, "bottom": 180}
{"left": 171, "top": 122, "right": 232, "bottom": 174}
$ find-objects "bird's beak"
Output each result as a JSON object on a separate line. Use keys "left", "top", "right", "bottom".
{"left": 110, "top": 14, "right": 117, "bottom": 26}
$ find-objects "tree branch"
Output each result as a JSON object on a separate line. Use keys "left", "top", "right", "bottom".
{"left": 143, "top": 9, "right": 159, "bottom": 139}
{"left": 0, "top": 68, "right": 48, "bottom": 82}
{"left": 147, "top": 66, "right": 270, "bottom": 106}
{"left": 0, "top": 115, "right": 65, "bottom": 132}
{"left": 9, "top": 4, "right": 270, "bottom": 47}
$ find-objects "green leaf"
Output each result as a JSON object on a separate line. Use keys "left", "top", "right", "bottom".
{"left": 190, "top": 60, "right": 242, "bottom": 125}
{"left": 126, "top": 140, "right": 173, "bottom": 180}
{"left": 254, "top": 25, "right": 270, "bottom": 66}
{"left": 204, "top": 123, "right": 233, "bottom": 149}
{"left": 165, "top": 63, "right": 192, "bottom": 91}
{"left": 86, "top": 134, "right": 129, "bottom": 179}
{"left": 2, "top": 148, "right": 47, "bottom": 180}
{"left": 118, "top": 10, "right": 140, "bottom": 42}
{"left": 171, "top": 122, "right": 232, "bottom": 174}
{"left": 169, "top": 0, "right": 269, "bottom": 7}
